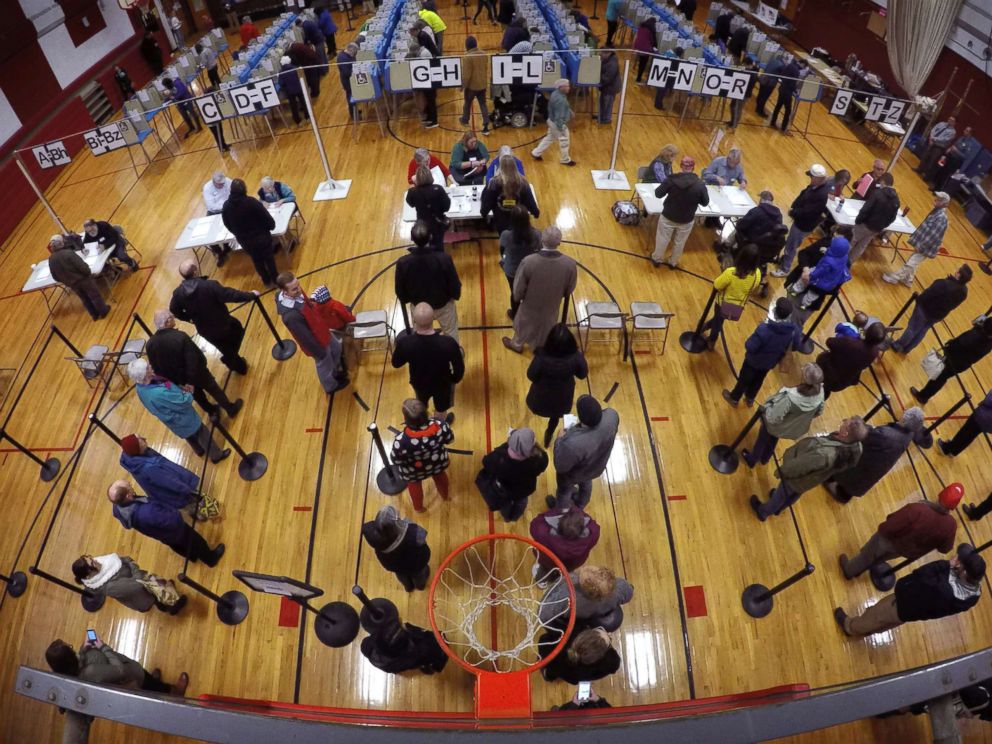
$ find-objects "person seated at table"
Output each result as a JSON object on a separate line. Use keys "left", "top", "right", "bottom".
{"left": 449, "top": 131, "right": 489, "bottom": 186}
{"left": 702, "top": 147, "right": 746, "bottom": 187}
{"left": 258, "top": 176, "right": 296, "bottom": 205}
{"left": 926, "top": 126, "right": 979, "bottom": 191}
{"left": 83, "top": 219, "right": 138, "bottom": 271}
{"left": 481, "top": 154, "right": 540, "bottom": 237}
{"left": 406, "top": 165, "right": 452, "bottom": 251}
{"left": 202, "top": 171, "right": 234, "bottom": 265}
{"left": 642, "top": 144, "right": 678, "bottom": 184}
{"left": 486, "top": 145, "right": 524, "bottom": 182}
{"left": 851, "top": 159, "right": 886, "bottom": 200}
{"left": 407, "top": 147, "right": 450, "bottom": 185}
{"left": 239, "top": 15, "right": 260, "bottom": 46}
{"left": 48, "top": 235, "right": 110, "bottom": 320}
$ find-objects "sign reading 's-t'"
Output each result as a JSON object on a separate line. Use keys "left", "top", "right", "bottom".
{"left": 410, "top": 57, "right": 463, "bottom": 88}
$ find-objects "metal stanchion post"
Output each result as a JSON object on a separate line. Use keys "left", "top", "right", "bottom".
{"left": 796, "top": 292, "right": 838, "bottom": 355}
{"left": 50, "top": 325, "right": 83, "bottom": 358}
{"left": 368, "top": 423, "right": 407, "bottom": 494}
{"left": 253, "top": 296, "right": 297, "bottom": 361}
{"left": 591, "top": 0, "right": 599, "bottom": 19}
{"left": 591, "top": 60, "right": 631, "bottom": 190}
{"left": 132, "top": 312, "right": 153, "bottom": 337}
{"left": 708, "top": 406, "right": 764, "bottom": 475}
{"left": 88, "top": 414, "right": 122, "bottom": 444}
{"left": 29, "top": 567, "right": 104, "bottom": 612}
{"left": 209, "top": 416, "right": 268, "bottom": 481}
{"left": 925, "top": 394, "right": 971, "bottom": 434}
{"left": 888, "top": 292, "right": 918, "bottom": 328}
{"left": 0, "top": 571, "right": 28, "bottom": 598}
{"left": 352, "top": 585, "right": 399, "bottom": 632}
{"left": 297, "top": 68, "right": 352, "bottom": 201}
{"left": 177, "top": 573, "right": 249, "bottom": 625}
{"left": 741, "top": 563, "right": 815, "bottom": 618}
{"left": 680, "top": 288, "right": 717, "bottom": 354}
{"left": 296, "top": 596, "right": 360, "bottom": 647}
{"left": 863, "top": 394, "right": 891, "bottom": 423}
{"left": 0, "top": 431, "right": 61, "bottom": 482}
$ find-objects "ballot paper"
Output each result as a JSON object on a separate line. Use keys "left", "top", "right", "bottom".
{"left": 190, "top": 219, "right": 213, "bottom": 239}
{"left": 724, "top": 188, "right": 752, "bottom": 207}
{"left": 431, "top": 165, "right": 446, "bottom": 186}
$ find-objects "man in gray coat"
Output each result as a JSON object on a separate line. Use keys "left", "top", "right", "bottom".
{"left": 549, "top": 395, "right": 620, "bottom": 509}
{"left": 750, "top": 416, "right": 868, "bottom": 521}
{"left": 503, "top": 226, "right": 577, "bottom": 354}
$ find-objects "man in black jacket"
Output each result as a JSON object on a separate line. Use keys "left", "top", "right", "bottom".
{"left": 911, "top": 316, "right": 992, "bottom": 404}
{"left": 395, "top": 222, "right": 462, "bottom": 343}
{"left": 768, "top": 56, "right": 800, "bottom": 133}
{"left": 849, "top": 173, "right": 900, "bottom": 262}
{"left": 169, "top": 260, "right": 259, "bottom": 374}
{"left": 392, "top": 302, "right": 465, "bottom": 422}
{"left": 734, "top": 191, "right": 783, "bottom": 244}
{"left": 48, "top": 235, "right": 110, "bottom": 320}
{"left": 891, "top": 264, "right": 971, "bottom": 354}
{"left": 770, "top": 164, "right": 829, "bottom": 276}
{"left": 650, "top": 155, "right": 709, "bottom": 268}
{"left": 146, "top": 310, "right": 244, "bottom": 419}
{"left": 834, "top": 544, "right": 984, "bottom": 637}
{"left": 83, "top": 219, "right": 138, "bottom": 271}
{"left": 221, "top": 179, "right": 278, "bottom": 286}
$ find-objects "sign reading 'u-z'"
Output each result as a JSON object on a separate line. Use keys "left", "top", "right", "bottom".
{"left": 646, "top": 59, "right": 751, "bottom": 100}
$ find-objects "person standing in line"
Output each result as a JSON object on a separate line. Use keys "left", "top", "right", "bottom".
{"left": 597, "top": 47, "right": 621, "bottom": 125}
{"left": 499, "top": 205, "right": 541, "bottom": 319}
{"left": 936, "top": 389, "right": 992, "bottom": 457}
{"left": 391, "top": 398, "right": 454, "bottom": 513}
{"left": 47, "top": 235, "right": 110, "bottom": 320}
{"left": 539, "top": 564, "right": 633, "bottom": 631}
{"left": 539, "top": 628, "right": 620, "bottom": 684}
{"left": 107, "top": 479, "right": 225, "bottom": 565}
{"left": 481, "top": 154, "right": 540, "bottom": 236}
{"left": 361, "top": 615, "right": 449, "bottom": 675}
{"left": 701, "top": 244, "right": 761, "bottom": 350}
{"left": 530, "top": 505, "right": 600, "bottom": 579}
{"left": 279, "top": 55, "right": 310, "bottom": 125}
{"left": 71, "top": 553, "right": 187, "bottom": 615}
{"left": 127, "top": 359, "right": 230, "bottom": 463}
{"left": 605, "top": 0, "right": 623, "bottom": 46}
{"left": 882, "top": 192, "right": 950, "bottom": 287}
{"left": 392, "top": 303, "right": 465, "bottom": 421}
{"left": 769, "top": 164, "right": 829, "bottom": 276}
{"left": 497, "top": 0, "right": 515, "bottom": 25}
{"left": 910, "top": 317, "right": 992, "bottom": 405}
{"left": 838, "top": 484, "right": 961, "bottom": 580}
{"left": 824, "top": 408, "right": 932, "bottom": 503}
{"left": 419, "top": 4, "right": 447, "bottom": 54}
{"left": 915, "top": 116, "right": 957, "bottom": 177}
{"left": 727, "top": 57, "right": 758, "bottom": 128}
{"left": 815, "top": 321, "right": 886, "bottom": 400}
{"left": 633, "top": 18, "right": 657, "bottom": 83}
{"left": 146, "top": 309, "right": 244, "bottom": 419}
{"left": 964, "top": 490, "right": 992, "bottom": 521}
{"left": 768, "top": 54, "right": 800, "bottom": 133}
{"left": 531, "top": 79, "right": 577, "bottom": 167}
{"left": 473, "top": 0, "right": 497, "bottom": 24}
{"left": 927, "top": 125, "right": 980, "bottom": 189}
{"left": 169, "top": 13, "right": 185, "bottom": 49}
{"left": 195, "top": 43, "right": 221, "bottom": 88}
{"left": 679, "top": 0, "right": 697, "bottom": 22}
{"left": 46, "top": 635, "right": 188, "bottom": 696}
{"left": 337, "top": 43, "right": 358, "bottom": 119}
{"left": 749, "top": 416, "right": 868, "bottom": 521}
{"left": 161, "top": 77, "right": 201, "bottom": 139}
{"left": 722, "top": 297, "right": 802, "bottom": 408}
{"left": 117, "top": 433, "right": 215, "bottom": 522}
{"left": 140, "top": 31, "right": 164, "bottom": 74}
{"left": 754, "top": 53, "right": 785, "bottom": 117}
{"left": 273, "top": 272, "right": 350, "bottom": 394}
{"left": 834, "top": 544, "right": 983, "bottom": 637}
{"left": 649, "top": 155, "right": 709, "bottom": 268}
{"left": 169, "top": 260, "right": 258, "bottom": 375}
{"left": 362, "top": 505, "right": 431, "bottom": 591}
{"left": 526, "top": 324, "right": 588, "bottom": 447}
{"left": 742, "top": 363, "right": 824, "bottom": 468}
{"left": 406, "top": 165, "right": 452, "bottom": 251}
{"left": 395, "top": 222, "right": 462, "bottom": 343}
{"left": 848, "top": 172, "right": 900, "bottom": 262}
{"left": 890, "top": 264, "right": 971, "bottom": 354}
{"left": 551, "top": 395, "right": 620, "bottom": 510}
{"left": 113, "top": 65, "right": 135, "bottom": 99}
{"left": 288, "top": 38, "right": 322, "bottom": 98}
{"left": 318, "top": 4, "right": 338, "bottom": 57}
{"left": 299, "top": 17, "right": 328, "bottom": 73}
{"left": 460, "top": 37, "right": 491, "bottom": 134}
{"left": 222, "top": 179, "right": 279, "bottom": 286}
{"left": 476, "top": 427, "right": 549, "bottom": 522}
{"left": 503, "top": 227, "right": 577, "bottom": 354}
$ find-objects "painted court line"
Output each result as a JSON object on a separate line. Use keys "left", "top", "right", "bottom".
{"left": 683, "top": 586, "right": 708, "bottom": 618}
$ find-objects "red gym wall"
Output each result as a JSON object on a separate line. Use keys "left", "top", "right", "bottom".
{"left": 789, "top": 0, "right": 992, "bottom": 132}
{"left": 0, "top": 1, "right": 175, "bottom": 243}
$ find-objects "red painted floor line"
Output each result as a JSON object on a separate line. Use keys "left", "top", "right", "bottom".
{"left": 278, "top": 596, "right": 301, "bottom": 628}
{"left": 650, "top": 416, "right": 670, "bottom": 422}
{"left": 668, "top": 494, "right": 687, "bottom": 501}
{"left": 683, "top": 586, "right": 708, "bottom": 618}
{"left": 292, "top": 506, "right": 313, "bottom": 512}
{"left": 304, "top": 428, "right": 323, "bottom": 433}
{"left": 924, "top": 415, "right": 968, "bottom": 421}
{"left": 478, "top": 243, "right": 498, "bottom": 654}
{"left": 0, "top": 446, "right": 74, "bottom": 453}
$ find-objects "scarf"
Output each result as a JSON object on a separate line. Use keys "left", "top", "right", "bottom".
{"left": 949, "top": 569, "right": 981, "bottom": 602}
{"left": 81, "top": 553, "right": 123, "bottom": 590}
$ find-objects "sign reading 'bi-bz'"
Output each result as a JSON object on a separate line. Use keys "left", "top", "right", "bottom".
{"left": 646, "top": 59, "right": 751, "bottom": 100}
{"left": 410, "top": 57, "right": 462, "bottom": 88}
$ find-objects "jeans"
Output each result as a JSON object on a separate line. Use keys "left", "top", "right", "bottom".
{"left": 598, "top": 91, "right": 616, "bottom": 124}
{"left": 729, "top": 361, "right": 769, "bottom": 402}
{"left": 423, "top": 88, "right": 438, "bottom": 125}
{"left": 942, "top": 414, "right": 984, "bottom": 455}
{"left": 770, "top": 92, "right": 793, "bottom": 131}
{"left": 184, "top": 423, "right": 226, "bottom": 461}
{"left": 728, "top": 98, "right": 744, "bottom": 127}
{"left": 754, "top": 82, "right": 775, "bottom": 114}
{"left": 554, "top": 477, "right": 593, "bottom": 509}
{"left": 652, "top": 216, "right": 694, "bottom": 265}
{"left": 703, "top": 305, "right": 727, "bottom": 343}
{"left": 532, "top": 122, "right": 571, "bottom": 163}
{"left": 177, "top": 101, "right": 201, "bottom": 133}
{"left": 757, "top": 480, "right": 800, "bottom": 518}
{"left": 884, "top": 250, "right": 927, "bottom": 286}
{"left": 744, "top": 422, "right": 778, "bottom": 466}
{"left": 68, "top": 278, "right": 109, "bottom": 319}
{"left": 314, "top": 337, "right": 344, "bottom": 393}
{"left": 461, "top": 88, "right": 490, "bottom": 130}
{"left": 892, "top": 305, "right": 933, "bottom": 353}
{"left": 777, "top": 223, "right": 811, "bottom": 272}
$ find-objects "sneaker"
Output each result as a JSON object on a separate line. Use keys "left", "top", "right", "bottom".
{"left": 423, "top": 121, "right": 439, "bottom": 129}
{"left": 501, "top": 336, "right": 523, "bottom": 353}
{"left": 562, "top": 160, "right": 578, "bottom": 167}
{"left": 722, "top": 389, "right": 739, "bottom": 407}
{"left": 769, "top": 267, "right": 788, "bottom": 278}
{"left": 833, "top": 607, "right": 851, "bottom": 636}
{"left": 881, "top": 272, "right": 901, "bottom": 285}
{"left": 749, "top": 495, "right": 767, "bottom": 522}
{"left": 481, "top": 128, "right": 491, "bottom": 136}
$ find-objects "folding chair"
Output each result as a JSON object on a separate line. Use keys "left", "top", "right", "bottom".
{"left": 347, "top": 310, "right": 394, "bottom": 356}
{"left": 629, "top": 302, "right": 674, "bottom": 355}
{"left": 107, "top": 338, "right": 146, "bottom": 386}
{"left": 66, "top": 344, "right": 110, "bottom": 388}
{"left": 578, "top": 301, "right": 626, "bottom": 354}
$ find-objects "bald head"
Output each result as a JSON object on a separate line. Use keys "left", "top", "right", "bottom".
{"left": 412, "top": 302, "right": 435, "bottom": 332}
{"left": 153, "top": 309, "right": 175, "bottom": 330}
{"left": 107, "top": 480, "right": 134, "bottom": 504}
{"left": 179, "top": 259, "right": 199, "bottom": 279}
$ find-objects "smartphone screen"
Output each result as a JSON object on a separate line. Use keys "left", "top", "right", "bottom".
{"left": 576, "top": 681, "right": 591, "bottom": 702}
{"left": 86, "top": 629, "right": 97, "bottom": 643}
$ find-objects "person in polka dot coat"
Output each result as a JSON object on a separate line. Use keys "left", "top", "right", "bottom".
{"left": 391, "top": 398, "right": 455, "bottom": 512}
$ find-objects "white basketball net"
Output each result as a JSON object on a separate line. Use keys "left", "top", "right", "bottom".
{"left": 432, "top": 540, "right": 571, "bottom": 673}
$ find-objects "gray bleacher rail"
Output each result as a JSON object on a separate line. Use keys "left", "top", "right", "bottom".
{"left": 14, "top": 647, "right": 992, "bottom": 742}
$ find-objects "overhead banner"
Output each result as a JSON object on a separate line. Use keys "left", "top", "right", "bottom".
{"left": 31, "top": 139, "right": 71, "bottom": 170}
{"left": 646, "top": 59, "right": 749, "bottom": 100}
{"left": 83, "top": 123, "right": 127, "bottom": 156}
{"left": 194, "top": 80, "right": 280, "bottom": 124}
{"left": 410, "top": 57, "right": 462, "bottom": 88}
{"left": 491, "top": 54, "right": 543, "bottom": 85}
{"left": 646, "top": 58, "right": 700, "bottom": 91}
{"left": 830, "top": 90, "right": 908, "bottom": 125}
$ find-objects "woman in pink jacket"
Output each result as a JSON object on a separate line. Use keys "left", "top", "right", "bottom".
{"left": 530, "top": 506, "right": 600, "bottom": 581}
{"left": 633, "top": 18, "right": 657, "bottom": 83}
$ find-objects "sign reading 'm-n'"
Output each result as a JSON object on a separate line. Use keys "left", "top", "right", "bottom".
{"left": 410, "top": 57, "right": 462, "bottom": 88}
{"left": 646, "top": 59, "right": 700, "bottom": 91}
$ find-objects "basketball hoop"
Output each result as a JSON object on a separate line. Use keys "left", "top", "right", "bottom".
{"left": 428, "top": 534, "right": 576, "bottom": 722}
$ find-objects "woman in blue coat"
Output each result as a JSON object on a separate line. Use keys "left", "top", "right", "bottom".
{"left": 723, "top": 297, "right": 802, "bottom": 408}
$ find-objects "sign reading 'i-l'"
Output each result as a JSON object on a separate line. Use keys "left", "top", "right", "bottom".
{"left": 410, "top": 57, "right": 463, "bottom": 88}
{"left": 491, "top": 54, "right": 543, "bottom": 85}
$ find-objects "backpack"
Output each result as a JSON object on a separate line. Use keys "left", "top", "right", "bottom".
{"left": 612, "top": 200, "right": 641, "bottom": 226}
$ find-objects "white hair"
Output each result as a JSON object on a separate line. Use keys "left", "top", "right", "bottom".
{"left": 554, "top": 78, "right": 570, "bottom": 89}
{"left": 152, "top": 309, "right": 172, "bottom": 329}
{"left": 127, "top": 358, "right": 150, "bottom": 384}
{"left": 212, "top": 171, "right": 226, "bottom": 182}
{"left": 280, "top": 55, "right": 291, "bottom": 65}
{"left": 934, "top": 191, "right": 950, "bottom": 206}
{"left": 414, "top": 147, "right": 430, "bottom": 163}
{"left": 542, "top": 225, "right": 562, "bottom": 248}
{"left": 50, "top": 235, "right": 64, "bottom": 246}
{"left": 499, "top": 145, "right": 513, "bottom": 157}
{"left": 261, "top": 176, "right": 274, "bottom": 188}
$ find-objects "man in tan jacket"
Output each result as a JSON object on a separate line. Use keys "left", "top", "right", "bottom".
{"left": 460, "top": 36, "right": 490, "bottom": 134}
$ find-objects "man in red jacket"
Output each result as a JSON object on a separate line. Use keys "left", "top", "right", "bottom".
{"left": 838, "top": 483, "right": 961, "bottom": 580}
{"left": 530, "top": 506, "right": 600, "bottom": 581}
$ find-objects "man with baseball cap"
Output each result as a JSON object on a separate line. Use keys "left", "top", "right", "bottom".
{"left": 838, "top": 483, "right": 961, "bottom": 580}
{"left": 532, "top": 79, "right": 576, "bottom": 166}
{"left": 834, "top": 541, "right": 984, "bottom": 637}
{"left": 650, "top": 154, "right": 709, "bottom": 268}
{"left": 770, "top": 164, "right": 829, "bottom": 277}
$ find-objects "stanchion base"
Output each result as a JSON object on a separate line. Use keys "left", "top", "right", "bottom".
{"left": 81, "top": 592, "right": 105, "bottom": 613}
{"left": 708, "top": 445, "right": 740, "bottom": 475}
{"left": 217, "top": 591, "right": 250, "bottom": 625}
{"left": 741, "top": 583, "right": 773, "bottom": 618}
{"left": 314, "top": 601, "right": 361, "bottom": 647}
{"left": 376, "top": 467, "right": 408, "bottom": 495}
{"left": 40, "top": 457, "right": 61, "bottom": 482}
{"left": 980, "top": 261, "right": 992, "bottom": 276}
{"left": 679, "top": 331, "right": 709, "bottom": 354}
{"left": 360, "top": 598, "right": 399, "bottom": 633}
{"left": 272, "top": 338, "right": 298, "bottom": 361}
{"left": 869, "top": 562, "right": 896, "bottom": 592}
{"left": 313, "top": 179, "right": 353, "bottom": 202}
{"left": 238, "top": 452, "right": 269, "bottom": 482}
{"left": 591, "top": 170, "right": 631, "bottom": 191}
{"left": 5, "top": 571, "right": 27, "bottom": 598}
{"left": 795, "top": 337, "right": 815, "bottom": 355}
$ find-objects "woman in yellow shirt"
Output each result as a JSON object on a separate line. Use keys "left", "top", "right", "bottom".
{"left": 703, "top": 245, "right": 761, "bottom": 349}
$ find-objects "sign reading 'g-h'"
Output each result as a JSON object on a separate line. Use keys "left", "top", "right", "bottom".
{"left": 491, "top": 54, "right": 543, "bottom": 85}
{"left": 410, "top": 57, "right": 462, "bottom": 88}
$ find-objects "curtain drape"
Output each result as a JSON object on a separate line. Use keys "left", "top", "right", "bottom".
{"left": 885, "top": 0, "right": 964, "bottom": 98}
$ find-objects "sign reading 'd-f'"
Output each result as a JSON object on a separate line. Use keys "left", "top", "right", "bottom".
{"left": 410, "top": 57, "right": 463, "bottom": 88}
{"left": 491, "top": 54, "right": 543, "bottom": 85}
{"left": 230, "top": 79, "right": 281, "bottom": 114}
{"left": 32, "top": 140, "right": 71, "bottom": 170}
{"left": 646, "top": 58, "right": 699, "bottom": 91}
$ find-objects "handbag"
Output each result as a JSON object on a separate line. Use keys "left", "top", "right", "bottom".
{"left": 137, "top": 575, "right": 182, "bottom": 606}
{"left": 195, "top": 493, "right": 221, "bottom": 521}
{"left": 718, "top": 272, "right": 759, "bottom": 322}
{"left": 475, "top": 468, "right": 509, "bottom": 511}
{"left": 921, "top": 349, "right": 945, "bottom": 380}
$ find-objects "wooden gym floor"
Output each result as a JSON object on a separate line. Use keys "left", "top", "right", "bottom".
{"left": 1, "top": 5, "right": 992, "bottom": 742}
